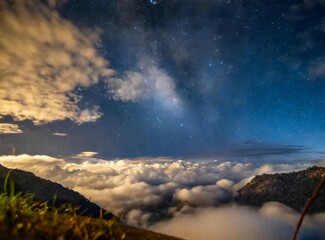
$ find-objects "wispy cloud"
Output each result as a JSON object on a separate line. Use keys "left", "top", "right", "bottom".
{"left": 224, "top": 141, "right": 309, "bottom": 158}
{"left": 53, "top": 132, "right": 68, "bottom": 137}
{"left": 0, "top": 0, "right": 113, "bottom": 124}
{"left": 0, "top": 1, "right": 185, "bottom": 126}
{"left": 106, "top": 60, "right": 183, "bottom": 113}
{"left": 0, "top": 123, "right": 23, "bottom": 134}
{"left": 75, "top": 151, "right": 98, "bottom": 158}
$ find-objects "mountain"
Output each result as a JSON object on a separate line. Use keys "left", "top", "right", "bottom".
{"left": 0, "top": 164, "right": 182, "bottom": 240}
{"left": 236, "top": 166, "right": 325, "bottom": 213}
{"left": 0, "top": 164, "right": 114, "bottom": 219}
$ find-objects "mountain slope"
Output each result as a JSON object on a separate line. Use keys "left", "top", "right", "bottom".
{"left": 236, "top": 166, "right": 325, "bottom": 213}
{"left": 0, "top": 164, "right": 182, "bottom": 239}
{"left": 0, "top": 164, "right": 113, "bottom": 219}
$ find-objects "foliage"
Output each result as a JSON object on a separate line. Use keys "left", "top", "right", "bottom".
{"left": 0, "top": 166, "right": 180, "bottom": 240}
{"left": 0, "top": 164, "right": 112, "bottom": 220}
{"left": 0, "top": 175, "right": 125, "bottom": 240}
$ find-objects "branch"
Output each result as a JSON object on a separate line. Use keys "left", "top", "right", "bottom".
{"left": 292, "top": 175, "right": 325, "bottom": 240}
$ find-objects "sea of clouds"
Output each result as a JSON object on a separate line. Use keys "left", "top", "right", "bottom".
{"left": 0, "top": 154, "right": 325, "bottom": 239}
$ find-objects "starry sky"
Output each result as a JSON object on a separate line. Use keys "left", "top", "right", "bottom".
{"left": 1, "top": 0, "right": 325, "bottom": 160}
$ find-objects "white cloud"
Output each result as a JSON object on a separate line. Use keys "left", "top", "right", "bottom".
{"left": 174, "top": 185, "right": 230, "bottom": 206}
{"left": 108, "top": 71, "right": 151, "bottom": 101}
{"left": 0, "top": 154, "right": 64, "bottom": 172}
{"left": 0, "top": 123, "right": 23, "bottom": 134}
{"left": 0, "top": 1, "right": 184, "bottom": 125}
{"left": 0, "top": 0, "right": 114, "bottom": 124}
{"left": 106, "top": 62, "right": 182, "bottom": 111}
{"left": 53, "top": 132, "right": 67, "bottom": 137}
{"left": 2, "top": 154, "right": 323, "bottom": 240}
{"left": 150, "top": 203, "right": 325, "bottom": 240}
{"left": 76, "top": 152, "right": 98, "bottom": 158}
{"left": 125, "top": 209, "right": 152, "bottom": 227}
{"left": 0, "top": 154, "right": 313, "bottom": 229}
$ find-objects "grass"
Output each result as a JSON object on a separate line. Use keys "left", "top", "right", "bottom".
{"left": 0, "top": 172, "right": 125, "bottom": 240}
{"left": 0, "top": 172, "right": 181, "bottom": 240}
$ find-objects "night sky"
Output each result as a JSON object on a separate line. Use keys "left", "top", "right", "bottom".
{"left": 1, "top": 0, "right": 325, "bottom": 160}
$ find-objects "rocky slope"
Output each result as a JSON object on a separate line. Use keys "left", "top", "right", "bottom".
{"left": 236, "top": 166, "right": 325, "bottom": 213}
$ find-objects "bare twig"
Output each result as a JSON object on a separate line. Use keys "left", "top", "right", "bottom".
{"left": 292, "top": 175, "right": 325, "bottom": 240}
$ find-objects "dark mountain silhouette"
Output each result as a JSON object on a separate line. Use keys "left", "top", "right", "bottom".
{"left": 0, "top": 164, "right": 114, "bottom": 219}
{"left": 236, "top": 166, "right": 325, "bottom": 213}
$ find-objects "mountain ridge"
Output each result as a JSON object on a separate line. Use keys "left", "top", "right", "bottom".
{"left": 0, "top": 163, "right": 114, "bottom": 219}
{"left": 236, "top": 166, "right": 325, "bottom": 213}
{"left": 0, "top": 163, "right": 182, "bottom": 240}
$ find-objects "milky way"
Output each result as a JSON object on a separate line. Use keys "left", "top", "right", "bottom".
{"left": 0, "top": 0, "right": 325, "bottom": 159}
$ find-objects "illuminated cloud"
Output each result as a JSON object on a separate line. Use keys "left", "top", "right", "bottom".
{"left": 0, "top": 154, "right": 312, "bottom": 227}
{"left": 107, "top": 62, "right": 182, "bottom": 111}
{"left": 174, "top": 185, "right": 229, "bottom": 206}
{"left": 0, "top": 1, "right": 185, "bottom": 126}
{"left": 53, "top": 132, "right": 68, "bottom": 137}
{"left": 0, "top": 154, "right": 64, "bottom": 171}
{"left": 0, "top": 123, "right": 23, "bottom": 134}
{"left": 76, "top": 151, "right": 98, "bottom": 157}
{"left": 1, "top": 154, "right": 324, "bottom": 239}
{"left": 0, "top": 0, "right": 113, "bottom": 124}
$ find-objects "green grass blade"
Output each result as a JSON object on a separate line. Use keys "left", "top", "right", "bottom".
{"left": 3, "top": 170, "right": 13, "bottom": 195}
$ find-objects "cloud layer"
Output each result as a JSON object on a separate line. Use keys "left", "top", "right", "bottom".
{"left": 0, "top": 154, "right": 324, "bottom": 239}
{"left": 151, "top": 203, "right": 325, "bottom": 240}
{"left": 0, "top": 155, "right": 316, "bottom": 222}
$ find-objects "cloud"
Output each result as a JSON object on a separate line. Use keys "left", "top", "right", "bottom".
{"left": 125, "top": 209, "right": 152, "bottom": 227}
{"left": 1, "top": 154, "right": 324, "bottom": 238}
{"left": 0, "top": 154, "right": 64, "bottom": 171}
{"left": 107, "top": 71, "right": 151, "bottom": 102}
{"left": 223, "top": 141, "right": 309, "bottom": 160}
{"left": 75, "top": 151, "right": 98, "bottom": 158}
{"left": 0, "top": 1, "right": 185, "bottom": 125}
{"left": 0, "top": 0, "right": 114, "bottom": 124}
{"left": 0, "top": 154, "right": 313, "bottom": 228}
{"left": 150, "top": 203, "right": 325, "bottom": 240}
{"left": 174, "top": 185, "right": 230, "bottom": 206}
{"left": 106, "top": 61, "right": 182, "bottom": 111}
{"left": 53, "top": 132, "right": 67, "bottom": 137}
{"left": 0, "top": 123, "right": 23, "bottom": 134}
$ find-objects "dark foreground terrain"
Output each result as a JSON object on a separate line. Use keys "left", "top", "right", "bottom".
{"left": 0, "top": 164, "right": 113, "bottom": 219}
{"left": 0, "top": 164, "right": 181, "bottom": 240}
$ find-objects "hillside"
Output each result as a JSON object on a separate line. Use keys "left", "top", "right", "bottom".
{"left": 0, "top": 164, "right": 113, "bottom": 219}
{"left": 0, "top": 190, "right": 181, "bottom": 240}
{"left": 0, "top": 164, "right": 181, "bottom": 240}
{"left": 236, "top": 166, "right": 325, "bottom": 213}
